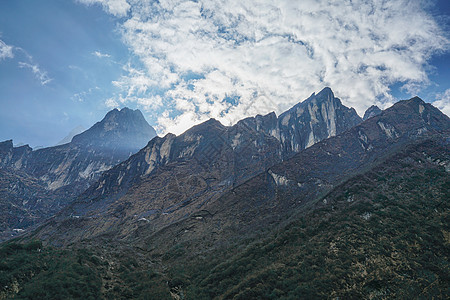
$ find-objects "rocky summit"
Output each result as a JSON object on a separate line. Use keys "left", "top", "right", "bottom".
{"left": 0, "top": 108, "right": 156, "bottom": 241}
{"left": 363, "top": 105, "right": 382, "bottom": 121}
{"left": 71, "top": 107, "right": 156, "bottom": 155}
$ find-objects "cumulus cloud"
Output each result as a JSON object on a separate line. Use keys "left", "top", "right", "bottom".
{"left": 0, "top": 39, "right": 14, "bottom": 60}
{"left": 434, "top": 89, "right": 450, "bottom": 116}
{"left": 78, "top": 0, "right": 130, "bottom": 17}
{"left": 18, "top": 61, "right": 52, "bottom": 85}
{"left": 82, "top": 0, "right": 449, "bottom": 134}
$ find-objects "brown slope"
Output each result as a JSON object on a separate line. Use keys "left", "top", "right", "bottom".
{"left": 132, "top": 96, "right": 449, "bottom": 256}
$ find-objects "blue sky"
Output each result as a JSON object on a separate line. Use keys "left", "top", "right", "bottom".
{"left": 0, "top": 0, "right": 449, "bottom": 148}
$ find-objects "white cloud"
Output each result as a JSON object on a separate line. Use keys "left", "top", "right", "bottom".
{"left": 18, "top": 62, "right": 52, "bottom": 85}
{"left": 105, "top": 97, "right": 119, "bottom": 108}
{"left": 72, "top": 86, "right": 101, "bottom": 102}
{"left": 0, "top": 39, "right": 14, "bottom": 60}
{"left": 92, "top": 50, "right": 111, "bottom": 58}
{"left": 434, "top": 89, "right": 450, "bottom": 117}
{"left": 78, "top": 0, "right": 130, "bottom": 17}
{"left": 0, "top": 42, "right": 53, "bottom": 86}
{"left": 81, "top": 0, "right": 449, "bottom": 135}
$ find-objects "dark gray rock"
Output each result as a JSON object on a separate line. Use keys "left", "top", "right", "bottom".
{"left": 363, "top": 105, "right": 382, "bottom": 121}
{"left": 277, "top": 87, "right": 362, "bottom": 157}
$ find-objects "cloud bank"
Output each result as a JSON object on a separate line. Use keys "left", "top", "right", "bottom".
{"left": 82, "top": 0, "right": 449, "bottom": 134}
{"left": 434, "top": 89, "right": 450, "bottom": 116}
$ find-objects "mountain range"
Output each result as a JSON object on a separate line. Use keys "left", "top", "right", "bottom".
{"left": 30, "top": 87, "right": 363, "bottom": 246}
{"left": 0, "top": 87, "right": 449, "bottom": 299}
{"left": 0, "top": 108, "right": 156, "bottom": 241}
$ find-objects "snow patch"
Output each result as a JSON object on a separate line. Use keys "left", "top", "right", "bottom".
{"left": 13, "top": 159, "right": 23, "bottom": 170}
{"left": 270, "top": 128, "right": 280, "bottom": 141}
{"left": 416, "top": 127, "right": 428, "bottom": 135}
{"left": 117, "top": 172, "right": 124, "bottom": 185}
{"left": 291, "top": 138, "right": 300, "bottom": 152}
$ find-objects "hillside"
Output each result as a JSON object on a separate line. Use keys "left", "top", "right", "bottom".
{"left": 1, "top": 136, "right": 448, "bottom": 299}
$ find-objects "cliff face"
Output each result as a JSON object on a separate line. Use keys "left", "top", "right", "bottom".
{"left": 277, "top": 87, "right": 362, "bottom": 156}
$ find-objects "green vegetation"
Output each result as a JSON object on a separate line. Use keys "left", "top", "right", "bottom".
{"left": 0, "top": 241, "right": 170, "bottom": 299}
{"left": 0, "top": 241, "right": 102, "bottom": 299}
{"left": 179, "top": 147, "right": 450, "bottom": 299}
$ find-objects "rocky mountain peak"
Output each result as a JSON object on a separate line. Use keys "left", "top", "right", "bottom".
{"left": 0, "top": 139, "right": 13, "bottom": 151}
{"left": 71, "top": 107, "right": 157, "bottom": 153}
{"left": 308, "top": 86, "right": 333, "bottom": 102}
{"left": 0, "top": 108, "right": 160, "bottom": 240}
{"left": 363, "top": 105, "right": 382, "bottom": 121}
{"left": 277, "top": 87, "right": 362, "bottom": 155}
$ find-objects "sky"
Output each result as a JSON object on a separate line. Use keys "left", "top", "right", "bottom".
{"left": 0, "top": 0, "right": 449, "bottom": 148}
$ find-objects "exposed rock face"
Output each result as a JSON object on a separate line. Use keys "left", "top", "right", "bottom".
{"left": 363, "top": 105, "right": 382, "bottom": 121}
{"left": 30, "top": 88, "right": 364, "bottom": 245}
{"left": 79, "top": 88, "right": 360, "bottom": 204}
{"left": 0, "top": 108, "right": 156, "bottom": 240}
{"left": 29, "top": 95, "right": 450, "bottom": 249}
{"left": 277, "top": 87, "right": 362, "bottom": 156}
